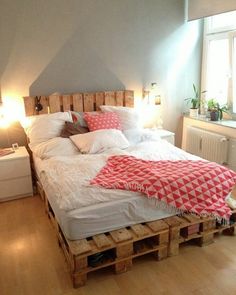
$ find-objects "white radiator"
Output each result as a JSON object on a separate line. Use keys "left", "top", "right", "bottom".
{"left": 186, "top": 126, "right": 229, "bottom": 164}
{"left": 228, "top": 138, "right": 236, "bottom": 171}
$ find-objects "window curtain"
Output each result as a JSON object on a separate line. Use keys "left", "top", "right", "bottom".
{"left": 187, "top": 0, "right": 236, "bottom": 21}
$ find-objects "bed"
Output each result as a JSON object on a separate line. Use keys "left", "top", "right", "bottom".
{"left": 23, "top": 90, "right": 236, "bottom": 287}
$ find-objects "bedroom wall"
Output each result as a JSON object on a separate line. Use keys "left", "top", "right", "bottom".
{"left": 0, "top": 0, "right": 203, "bottom": 147}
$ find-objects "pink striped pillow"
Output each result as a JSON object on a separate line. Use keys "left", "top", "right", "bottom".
{"left": 83, "top": 112, "right": 122, "bottom": 131}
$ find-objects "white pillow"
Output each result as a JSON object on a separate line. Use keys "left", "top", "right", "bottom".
{"left": 70, "top": 129, "right": 130, "bottom": 154}
{"left": 26, "top": 112, "right": 72, "bottom": 148}
{"left": 31, "top": 137, "right": 79, "bottom": 159}
{"left": 100, "top": 105, "right": 141, "bottom": 130}
{"left": 123, "top": 128, "right": 161, "bottom": 145}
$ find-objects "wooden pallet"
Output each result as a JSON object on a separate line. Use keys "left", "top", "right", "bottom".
{"left": 45, "top": 198, "right": 169, "bottom": 287}
{"left": 164, "top": 214, "right": 217, "bottom": 256}
{"left": 38, "top": 185, "right": 236, "bottom": 287}
{"left": 215, "top": 209, "right": 236, "bottom": 236}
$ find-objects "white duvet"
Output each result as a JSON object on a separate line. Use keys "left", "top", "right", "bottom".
{"left": 38, "top": 139, "right": 200, "bottom": 211}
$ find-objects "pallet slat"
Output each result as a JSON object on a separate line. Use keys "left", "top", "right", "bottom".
{"left": 124, "top": 90, "right": 134, "bottom": 107}
{"left": 104, "top": 91, "right": 116, "bottom": 106}
{"left": 131, "top": 224, "right": 149, "bottom": 237}
{"left": 83, "top": 93, "right": 95, "bottom": 111}
{"left": 147, "top": 220, "right": 169, "bottom": 233}
{"left": 68, "top": 239, "right": 92, "bottom": 256}
{"left": 115, "top": 91, "right": 124, "bottom": 106}
{"left": 72, "top": 94, "right": 83, "bottom": 112}
{"left": 49, "top": 95, "right": 61, "bottom": 113}
{"left": 92, "top": 234, "right": 111, "bottom": 249}
{"left": 110, "top": 228, "right": 133, "bottom": 243}
{"left": 95, "top": 92, "right": 105, "bottom": 110}
{"left": 62, "top": 94, "right": 72, "bottom": 111}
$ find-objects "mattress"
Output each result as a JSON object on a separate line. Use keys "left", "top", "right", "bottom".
{"left": 34, "top": 155, "right": 176, "bottom": 240}
{"left": 34, "top": 139, "right": 200, "bottom": 240}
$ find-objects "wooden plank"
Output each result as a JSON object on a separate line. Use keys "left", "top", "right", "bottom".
{"left": 92, "top": 234, "right": 111, "bottom": 249}
{"left": 115, "top": 91, "right": 125, "bottom": 106}
{"left": 131, "top": 224, "right": 149, "bottom": 238}
{"left": 105, "top": 91, "right": 116, "bottom": 106}
{"left": 110, "top": 228, "right": 133, "bottom": 243}
{"left": 37, "top": 96, "right": 48, "bottom": 115}
{"left": 169, "top": 227, "right": 180, "bottom": 241}
{"left": 49, "top": 95, "right": 61, "bottom": 113}
{"left": 146, "top": 220, "right": 169, "bottom": 233}
{"left": 23, "top": 97, "right": 35, "bottom": 116}
{"left": 116, "top": 243, "right": 133, "bottom": 258}
{"left": 182, "top": 214, "right": 200, "bottom": 223}
{"left": 95, "top": 92, "right": 105, "bottom": 110}
{"left": 124, "top": 90, "right": 134, "bottom": 107}
{"left": 68, "top": 239, "right": 92, "bottom": 256}
{"left": 164, "top": 216, "right": 184, "bottom": 227}
{"left": 83, "top": 93, "right": 95, "bottom": 112}
{"left": 74, "top": 257, "right": 87, "bottom": 271}
{"left": 72, "top": 93, "right": 83, "bottom": 112}
{"left": 115, "top": 259, "right": 132, "bottom": 274}
{"left": 62, "top": 94, "right": 72, "bottom": 111}
{"left": 200, "top": 232, "right": 214, "bottom": 246}
{"left": 159, "top": 232, "right": 169, "bottom": 245}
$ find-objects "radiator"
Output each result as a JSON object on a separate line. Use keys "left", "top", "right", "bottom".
{"left": 228, "top": 138, "right": 236, "bottom": 171}
{"left": 186, "top": 126, "right": 229, "bottom": 164}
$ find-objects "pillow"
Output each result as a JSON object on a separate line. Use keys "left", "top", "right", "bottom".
{"left": 123, "top": 128, "right": 161, "bottom": 145}
{"left": 100, "top": 105, "right": 141, "bottom": 130}
{"left": 31, "top": 137, "right": 79, "bottom": 159}
{"left": 70, "top": 111, "right": 88, "bottom": 127}
{"left": 60, "top": 121, "right": 89, "bottom": 138}
{"left": 83, "top": 112, "right": 121, "bottom": 131}
{"left": 26, "top": 112, "right": 72, "bottom": 148}
{"left": 70, "top": 129, "right": 129, "bottom": 154}
{"left": 70, "top": 111, "right": 100, "bottom": 127}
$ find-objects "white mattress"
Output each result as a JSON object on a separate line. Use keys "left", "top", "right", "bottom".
{"left": 34, "top": 155, "right": 176, "bottom": 240}
{"left": 34, "top": 139, "right": 200, "bottom": 240}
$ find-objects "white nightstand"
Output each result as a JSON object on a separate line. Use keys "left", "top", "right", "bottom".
{"left": 153, "top": 129, "right": 175, "bottom": 145}
{"left": 0, "top": 146, "right": 33, "bottom": 201}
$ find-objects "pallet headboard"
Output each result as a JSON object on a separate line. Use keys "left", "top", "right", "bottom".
{"left": 23, "top": 90, "right": 134, "bottom": 116}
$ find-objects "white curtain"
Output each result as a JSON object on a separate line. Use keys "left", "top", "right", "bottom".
{"left": 187, "top": 0, "right": 236, "bottom": 21}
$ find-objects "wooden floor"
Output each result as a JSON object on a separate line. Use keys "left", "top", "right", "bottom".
{"left": 1, "top": 196, "right": 236, "bottom": 295}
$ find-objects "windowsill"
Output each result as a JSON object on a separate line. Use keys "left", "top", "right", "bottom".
{"left": 184, "top": 115, "right": 236, "bottom": 129}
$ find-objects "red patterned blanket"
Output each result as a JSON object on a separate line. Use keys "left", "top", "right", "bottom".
{"left": 90, "top": 156, "right": 236, "bottom": 221}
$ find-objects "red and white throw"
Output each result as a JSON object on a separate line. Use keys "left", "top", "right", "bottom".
{"left": 91, "top": 156, "right": 236, "bottom": 221}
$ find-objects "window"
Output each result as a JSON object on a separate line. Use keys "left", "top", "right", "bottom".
{"left": 202, "top": 11, "right": 236, "bottom": 114}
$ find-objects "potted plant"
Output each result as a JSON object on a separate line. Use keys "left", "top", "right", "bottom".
{"left": 207, "top": 99, "right": 228, "bottom": 121}
{"left": 185, "top": 84, "right": 206, "bottom": 118}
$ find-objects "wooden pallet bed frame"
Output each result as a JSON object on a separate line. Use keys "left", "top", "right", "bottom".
{"left": 37, "top": 180, "right": 236, "bottom": 287}
{"left": 24, "top": 90, "right": 236, "bottom": 288}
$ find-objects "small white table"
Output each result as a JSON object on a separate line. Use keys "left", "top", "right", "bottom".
{"left": 152, "top": 129, "right": 175, "bottom": 145}
{"left": 0, "top": 146, "right": 33, "bottom": 201}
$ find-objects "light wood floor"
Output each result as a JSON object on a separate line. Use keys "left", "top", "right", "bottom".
{"left": 0, "top": 196, "right": 236, "bottom": 295}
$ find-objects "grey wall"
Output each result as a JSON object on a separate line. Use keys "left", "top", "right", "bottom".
{"left": 0, "top": 0, "right": 203, "bottom": 147}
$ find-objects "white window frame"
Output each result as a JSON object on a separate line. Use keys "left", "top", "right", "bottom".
{"left": 201, "top": 15, "right": 236, "bottom": 116}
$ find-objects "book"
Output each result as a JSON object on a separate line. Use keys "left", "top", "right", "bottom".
{"left": 0, "top": 149, "right": 15, "bottom": 157}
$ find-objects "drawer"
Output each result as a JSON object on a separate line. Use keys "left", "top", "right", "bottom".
{"left": 0, "top": 157, "right": 31, "bottom": 180}
{"left": 0, "top": 176, "right": 33, "bottom": 200}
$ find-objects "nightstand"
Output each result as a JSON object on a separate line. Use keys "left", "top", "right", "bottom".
{"left": 153, "top": 129, "right": 175, "bottom": 145}
{"left": 0, "top": 146, "right": 33, "bottom": 201}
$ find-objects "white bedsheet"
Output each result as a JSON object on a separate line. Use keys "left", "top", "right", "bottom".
{"left": 37, "top": 139, "right": 200, "bottom": 211}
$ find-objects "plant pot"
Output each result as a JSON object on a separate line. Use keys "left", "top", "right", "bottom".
{"left": 210, "top": 111, "right": 219, "bottom": 121}
{"left": 189, "top": 108, "right": 199, "bottom": 118}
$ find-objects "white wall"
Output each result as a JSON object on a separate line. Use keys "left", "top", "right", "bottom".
{"left": 188, "top": 0, "right": 236, "bottom": 20}
{"left": 0, "top": 0, "right": 203, "bottom": 146}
